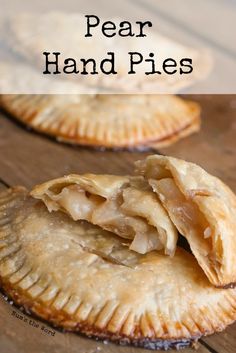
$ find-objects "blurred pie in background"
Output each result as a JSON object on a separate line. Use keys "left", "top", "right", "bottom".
{"left": 0, "top": 93, "right": 200, "bottom": 149}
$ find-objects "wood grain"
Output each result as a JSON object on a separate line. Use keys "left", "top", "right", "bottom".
{"left": 0, "top": 94, "right": 236, "bottom": 353}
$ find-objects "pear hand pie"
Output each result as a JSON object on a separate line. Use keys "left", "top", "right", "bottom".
{"left": 136, "top": 155, "right": 236, "bottom": 288}
{"left": 31, "top": 174, "right": 178, "bottom": 256}
{"left": 0, "top": 94, "right": 200, "bottom": 149}
{"left": 1, "top": 187, "right": 236, "bottom": 350}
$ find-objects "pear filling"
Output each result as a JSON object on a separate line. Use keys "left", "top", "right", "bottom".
{"left": 43, "top": 183, "right": 177, "bottom": 255}
{"left": 150, "top": 177, "right": 222, "bottom": 267}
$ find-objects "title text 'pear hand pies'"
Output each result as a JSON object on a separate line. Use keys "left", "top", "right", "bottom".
{"left": 1, "top": 187, "right": 236, "bottom": 350}
{"left": 5, "top": 12, "right": 212, "bottom": 92}
{"left": 31, "top": 174, "right": 178, "bottom": 256}
{"left": 136, "top": 155, "right": 236, "bottom": 288}
{"left": 0, "top": 94, "right": 200, "bottom": 149}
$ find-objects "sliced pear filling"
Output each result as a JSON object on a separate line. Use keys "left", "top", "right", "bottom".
{"left": 149, "top": 178, "right": 223, "bottom": 269}
{"left": 47, "top": 185, "right": 173, "bottom": 255}
{"left": 32, "top": 177, "right": 177, "bottom": 256}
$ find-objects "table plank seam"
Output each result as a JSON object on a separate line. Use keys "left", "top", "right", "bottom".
{"left": 200, "top": 339, "right": 219, "bottom": 353}
{"left": 0, "top": 177, "right": 10, "bottom": 188}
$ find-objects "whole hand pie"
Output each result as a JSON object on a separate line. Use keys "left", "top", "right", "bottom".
{"left": 136, "top": 155, "right": 236, "bottom": 288}
{"left": 0, "top": 94, "right": 200, "bottom": 149}
{"left": 1, "top": 187, "right": 236, "bottom": 350}
{"left": 31, "top": 174, "right": 178, "bottom": 256}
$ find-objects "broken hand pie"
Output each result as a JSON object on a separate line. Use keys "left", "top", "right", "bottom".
{"left": 136, "top": 155, "right": 236, "bottom": 288}
{"left": 0, "top": 94, "right": 200, "bottom": 149}
{"left": 1, "top": 186, "right": 236, "bottom": 350}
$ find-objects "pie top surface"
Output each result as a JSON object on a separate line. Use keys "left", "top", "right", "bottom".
{"left": 5, "top": 12, "right": 212, "bottom": 92}
{"left": 1, "top": 187, "right": 236, "bottom": 347}
{"left": 0, "top": 94, "right": 200, "bottom": 148}
{"left": 136, "top": 155, "right": 236, "bottom": 287}
{"left": 31, "top": 173, "right": 178, "bottom": 256}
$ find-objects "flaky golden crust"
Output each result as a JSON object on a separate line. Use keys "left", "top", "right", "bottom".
{"left": 0, "top": 282, "right": 198, "bottom": 351}
{"left": 0, "top": 94, "right": 200, "bottom": 149}
{"left": 136, "top": 155, "right": 236, "bottom": 287}
{"left": 1, "top": 187, "right": 236, "bottom": 351}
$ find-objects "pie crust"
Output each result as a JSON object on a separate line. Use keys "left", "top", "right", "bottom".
{"left": 136, "top": 155, "right": 236, "bottom": 288}
{"left": 1, "top": 187, "right": 236, "bottom": 350}
{"left": 0, "top": 94, "right": 200, "bottom": 149}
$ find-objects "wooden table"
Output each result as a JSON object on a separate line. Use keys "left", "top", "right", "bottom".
{"left": 0, "top": 94, "right": 236, "bottom": 353}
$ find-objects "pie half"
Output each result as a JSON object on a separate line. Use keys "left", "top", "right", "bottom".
{"left": 31, "top": 174, "right": 178, "bottom": 256}
{"left": 136, "top": 155, "right": 236, "bottom": 288}
{"left": 1, "top": 187, "right": 236, "bottom": 350}
{"left": 0, "top": 94, "right": 200, "bottom": 149}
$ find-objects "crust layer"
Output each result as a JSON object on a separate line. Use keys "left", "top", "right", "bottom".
{"left": 136, "top": 155, "right": 236, "bottom": 287}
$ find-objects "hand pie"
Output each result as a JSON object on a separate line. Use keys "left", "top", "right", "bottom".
{"left": 136, "top": 155, "right": 236, "bottom": 288}
{"left": 5, "top": 12, "right": 212, "bottom": 92}
{"left": 1, "top": 187, "right": 236, "bottom": 350}
{"left": 0, "top": 94, "right": 200, "bottom": 149}
{"left": 31, "top": 174, "right": 178, "bottom": 256}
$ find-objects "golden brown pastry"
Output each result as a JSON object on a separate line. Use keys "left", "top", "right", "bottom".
{"left": 31, "top": 174, "right": 178, "bottom": 256}
{"left": 1, "top": 187, "right": 236, "bottom": 350}
{"left": 0, "top": 94, "right": 200, "bottom": 149}
{"left": 136, "top": 155, "right": 236, "bottom": 288}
